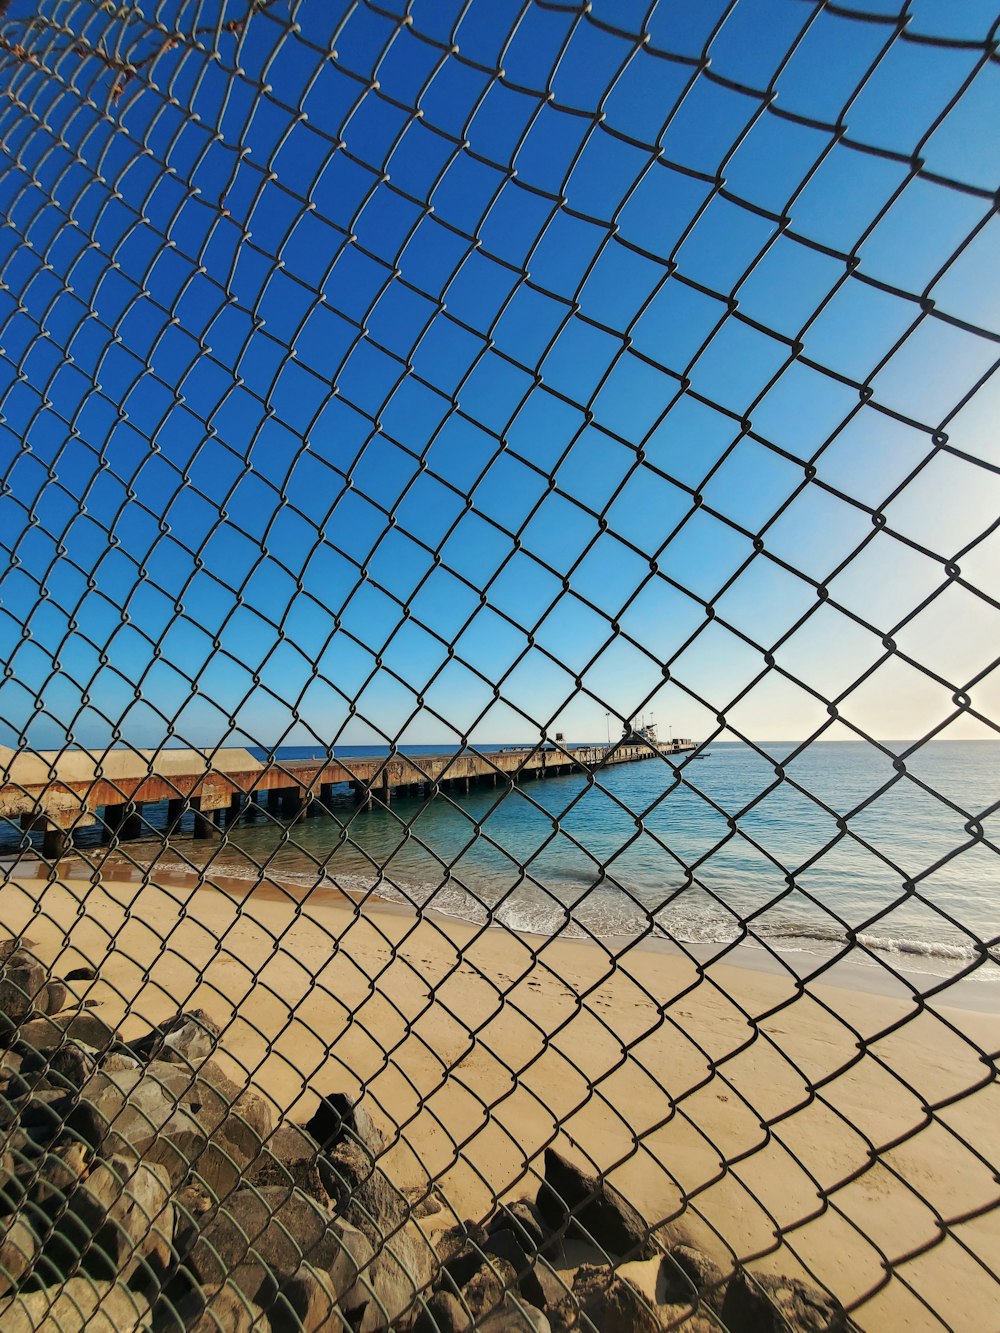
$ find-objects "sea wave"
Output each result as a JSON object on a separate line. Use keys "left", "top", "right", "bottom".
{"left": 90, "top": 848, "right": 999, "bottom": 981}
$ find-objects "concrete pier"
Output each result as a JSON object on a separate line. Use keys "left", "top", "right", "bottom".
{"left": 0, "top": 740, "right": 695, "bottom": 854}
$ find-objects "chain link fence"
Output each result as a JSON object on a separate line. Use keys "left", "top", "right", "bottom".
{"left": 0, "top": 0, "right": 997, "bottom": 1328}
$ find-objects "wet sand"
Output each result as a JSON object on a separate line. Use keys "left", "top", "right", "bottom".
{"left": 1, "top": 858, "right": 997, "bottom": 1331}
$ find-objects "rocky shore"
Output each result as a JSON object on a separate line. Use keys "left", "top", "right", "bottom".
{"left": 0, "top": 937, "right": 856, "bottom": 1331}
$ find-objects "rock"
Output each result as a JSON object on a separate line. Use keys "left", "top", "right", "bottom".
{"left": 571, "top": 1263, "right": 661, "bottom": 1333}
{"left": 353, "top": 1221, "right": 437, "bottom": 1330}
{"left": 280, "top": 1266, "right": 342, "bottom": 1331}
{"left": 321, "top": 1139, "right": 409, "bottom": 1249}
{"left": 167, "top": 1283, "right": 266, "bottom": 1333}
{"left": 101, "top": 1052, "right": 141, "bottom": 1074}
{"left": 45, "top": 1041, "right": 98, "bottom": 1092}
{"left": 64, "top": 967, "right": 98, "bottom": 983}
{"left": 248, "top": 1123, "right": 328, "bottom": 1206}
{"left": 0, "top": 1054, "right": 30, "bottom": 1101}
{"left": 194, "top": 1060, "right": 274, "bottom": 1169}
{"left": 23, "top": 1141, "right": 90, "bottom": 1207}
{"left": 463, "top": 1255, "right": 518, "bottom": 1322}
{"left": 722, "top": 1270, "right": 851, "bottom": 1332}
{"left": 126, "top": 1009, "right": 221, "bottom": 1068}
{"left": 19, "top": 1090, "right": 73, "bottom": 1147}
{"left": 53, "top": 1153, "right": 174, "bottom": 1285}
{"left": 78, "top": 1060, "right": 270, "bottom": 1193}
{"left": 17, "top": 1011, "right": 117, "bottom": 1054}
{"left": 656, "top": 1306, "right": 717, "bottom": 1332}
{"left": 412, "top": 1290, "right": 472, "bottom": 1333}
{"left": 172, "top": 1178, "right": 218, "bottom": 1261}
{"left": 307, "top": 1089, "right": 384, "bottom": 1158}
{"left": 80, "top": 1066, "right": 208, "bottom": 1187}
{"left": 0, "top": 1215, "right": 38, "bottom": 1296}
{"left": 42, "top": 982, "right": 69, "bottom": 1017}
{"left": 0, "top": 953, "right": 46, "bottom": 1031}
{"left": 531, "top": 1258, "right": 571, "bottom": 1312}
{"left": 0, "top": 1147, "right": 29, "bottom": 1217}
{"left": 487, "top": 1199, "right": 547, "bottom": 1254}
{"left": 662, "top": 1244, "right": 727, "bottom": 1311}
{"left": 185, "top": 1185, "right": 373, "bottom": 1309}
{"left": 537, "top": 1149, "right": 653, "bottom": 1259}
{"left": 407, "top": 1187, "right": 442, "bottom": 1219}
{"left": 483, "top": 1229, "right": 546, "bottom": 1309}
{"left": 478, "top": 1298, "right": 551, "bottom": 1332}
{"left": 0, "top": 1277, "right": 151, "bottom": 1332}
{"left": 436, "top": 1221, "right": 490, "bottom": 1292}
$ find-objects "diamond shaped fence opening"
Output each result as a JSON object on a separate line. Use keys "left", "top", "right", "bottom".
{"left": 0, "top": 1, "right": 997, "bottom": 1330}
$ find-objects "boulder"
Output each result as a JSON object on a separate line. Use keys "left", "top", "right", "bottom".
{"left": 166, "top": 1282, "right": 266, "bottom": 1333}
{"left": 0, "top": 1215, "right": 38, "bottom": 1296}
{"left": 353, "top": 1221, "right": 437, "bottom": 1331}
{"left": 247, "top": 1122, "right": 329, "bottom": 1206}
{"left": 41, "top": 982, "right": 69, "bottom": 1018}
{"left": 412, "top": 1290, "right": 472, "bottom": 1333}
{"left": 126, "top": 1009, "right": 221, "bottom": 1069}
{"left": 656, "top": 1306, "right": 717, "bottom": 1332}
{"left": 537, "top": 1149, "right": 653, "bottom": 1259}
{"left": 320, "top": 1139, "right": 409, "bottom": 1248}
{"left": 662, "top": 1244, "right": 727, "bottom": 1311}
{"left": 460, "top": 1255, "right": 518, "bottom": 1324}
{"left": 0, "top": 1147, "right": 29, "bottom": 1217}
{"left": 478, "top": 1298, "right": 551, "bottom": 1332}
{"left": 721, "top": 1270, "right": 852, "bottom": 1332}
{"left": 79, "top": 1066, "right": 212, "bottom": 1188}
{"left": 20, "top": 1141, "right": 90, "bottom": 1209}
{"left": 17, "top": 1012, "right": 117, "bottom": 1054}
{"left": 570, "top": 1263, "right": 662, "bottom": 1333}
{"left": 407, "top": 1186, "right": 442, "bottom": 1219}
{"left": 23, "top": 1041, "right": 97, "bottom": 1094}
{"left": 487, "top": 1199, "right": 547, "bottom": 1255}
{"left": 0, "top": 1056, "right": 30, "bottom": 1103}
{"left": 483, "top": 1229, "right": 546, "bottom": 1309}
{"left": 19, "top": 1090, "right": 73, "bottom": 1148}
{"left": 435, "top": 1221, "right": 490, "bottom": 1292}
{"left": 193, "top": 1060, "right": 274, "bottom": 1169}
{"left": 530, "top": 1258, "right": 571, "bottom": 1312}
{"left": 279, "top": 1266, "right": 342, "bottom": 1331}
{"left": 0, "top": 954, "right": 47, "bottom": 1032}
{"left": 78, "top": 1060, "right": 271, "bottom": 1194}
{"left": 307, "top": 1089, "right": 384, "bottom": 1158}
{"left": 101, "top": 1052, "right": 142, "bottom": 1074}
{"left": 0, "top": 1277, "right": 151, "bottom": 1332}
{"left": 185, "top": 1185, "right": 373, "bottom": 1310}
{"left": 52, "top": 1153, "right": 174, "bottom": 1285}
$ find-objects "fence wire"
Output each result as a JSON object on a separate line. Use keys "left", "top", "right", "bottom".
{"left": 0, "top": 0, "right": 997, "bottom": 1329}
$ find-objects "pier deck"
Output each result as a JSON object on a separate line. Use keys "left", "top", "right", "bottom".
{"left": 0, "top": 741, "right": 695, "bottom": 857}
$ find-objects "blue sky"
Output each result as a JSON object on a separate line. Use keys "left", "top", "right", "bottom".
{"left": 0, "top": 0, "right": 997, "bottom": 754}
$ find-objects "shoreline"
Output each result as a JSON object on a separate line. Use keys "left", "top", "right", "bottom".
{"left": 3, "top": 855, "right": 998, "bottom": 1329}
{"left": 10, "top": 850, "right": 999, "bottom": 1016}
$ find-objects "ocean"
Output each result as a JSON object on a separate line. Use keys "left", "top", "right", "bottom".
{"left": 29, "top": 738, "right": 996, "bottom": 986}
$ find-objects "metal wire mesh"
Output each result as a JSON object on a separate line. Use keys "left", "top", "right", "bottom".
{"left": 0, "top": 0, "right": 997, "bottom": 1329}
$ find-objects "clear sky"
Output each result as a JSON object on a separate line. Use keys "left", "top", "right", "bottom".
{"left": 0, "top": 0, "right": 997, "bottom": 754}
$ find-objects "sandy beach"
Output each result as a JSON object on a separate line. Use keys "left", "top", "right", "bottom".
{"left": 1, "top": 858, "right": 996, "bottom": 1331}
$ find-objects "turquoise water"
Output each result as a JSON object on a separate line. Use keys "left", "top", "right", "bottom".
{"left": 95, "top": 739, "right": 998, "bottom": 983}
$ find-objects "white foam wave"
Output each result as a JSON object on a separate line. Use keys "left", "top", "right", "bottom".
{"left": 105, "top": 850, "right": 998, "bottom": 979}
